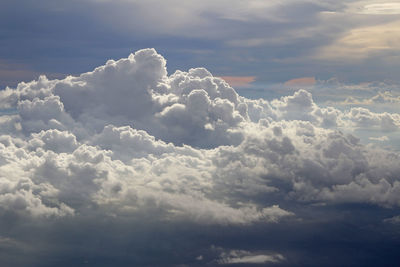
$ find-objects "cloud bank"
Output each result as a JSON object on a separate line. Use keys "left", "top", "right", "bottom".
{"left": 1, "top": 49, "right": 400, "bottom": 265}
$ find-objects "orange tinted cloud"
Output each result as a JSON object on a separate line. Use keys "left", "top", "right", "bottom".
{"left": 220, "top": 76, "right": 256, "bottom": 87}
{"left": 284, "top": 77, "right": 316, "bottom": 86}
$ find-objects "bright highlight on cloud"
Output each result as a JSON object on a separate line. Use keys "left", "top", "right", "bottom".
{"left": 357, "top": 2, "right": 400, "bottom": 14}
{"left": 1, "top": 48, "right": 400, "bottom": 217}
{"left": 1, "top": 49, "right": 400, "bottom": 265}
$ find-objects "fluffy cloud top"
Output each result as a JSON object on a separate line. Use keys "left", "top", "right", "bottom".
{"left": 1, "top": 49, "right": 400, "bottom": 227}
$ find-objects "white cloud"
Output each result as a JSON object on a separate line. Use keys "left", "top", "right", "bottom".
{"left": 344, "top": 107, "right": 400, "bottom": 131}
{"left": 1, "top": 48, "right": 400, "bottom": 224}
{"left": 369, "top": 136, "right": 389, "bottom": 141}
{"left": 341, "top": 91, "right": 400, "bottom": 106}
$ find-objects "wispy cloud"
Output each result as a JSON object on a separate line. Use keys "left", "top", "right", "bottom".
{"left": 220, "top": 76, "right": 256, "bottom": 87}
{"left": 284, "top": 76, "right": 316, "bottom": 87}
{"left": 347, "top": 1, "right": 400, "bottom": 14}
{"left": 217, "top": 249, "right": 285, "bottom": 265}
{"left": 369, "top": 136, "right": 389, "bottom": 141}
{"left": 316, "top": 19, "right": 400, "bottom": 60}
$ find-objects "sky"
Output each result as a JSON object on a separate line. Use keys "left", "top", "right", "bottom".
{"left": 1, "top": 0, "right": 400, "bottom": 266}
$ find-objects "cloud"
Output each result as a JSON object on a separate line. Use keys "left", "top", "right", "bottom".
{"left": 217, "top": 248, "right": 285, "bottom": 265}
{"left": 344, "top": 107, "right": 400, "bottom": 131}
{"left": 384, "top": 215, "right": 400, "bottom": 224}
{"left": 369, "top": 135, "right": 388, "bottom": 142}
{"left": 4, "top": 0, "right": 400, "bottom": 96}
{"left": 0, "top": 60, "right": 66, "bottom": 89}
{"left": 342, "top": 91, "right": 400, "bottom": 106}
{"left": 1, "top": 48, "right": 400, "bottom": 221}
{"left": 1, "top": 48, "right": 400, "bottom": 265}
{"left": 347, "top": 1, "right": 400, "bottom": 15}
{"left": 316, "top": 19, "right": 400, "bottom": 60}
{"left": 284, "top": 76, "right": 316, "bottom": 87}
{"left": 220, "top": 76, "right": 256, "bottom": 88}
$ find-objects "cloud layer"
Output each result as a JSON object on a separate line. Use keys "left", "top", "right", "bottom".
{"left": 1, "top": 49, "right": 400, "bottom": 265}
{"left": 2, "top": 0, "right": 400, "bottom": 90}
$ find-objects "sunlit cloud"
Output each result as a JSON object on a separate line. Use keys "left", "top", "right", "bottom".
{"left": 362, "top": 2, "right": 400, "bottom": 14}
{"left": 369, "top": 136, "right": 389, "bottom": 141}
{"left": 347, "top": 1, "right": 400, "bottom": 14}
{"left": 316, "top": 19, "right": 400, "bottom": 60}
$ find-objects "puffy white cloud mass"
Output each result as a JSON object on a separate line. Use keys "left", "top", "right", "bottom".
{"left": 1, "top": 48, "right": 400, "bottom": 226}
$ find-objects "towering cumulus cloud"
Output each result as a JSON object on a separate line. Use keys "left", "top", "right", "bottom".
{"left": 1, "top": 49, "right": 400, "bottom": 266}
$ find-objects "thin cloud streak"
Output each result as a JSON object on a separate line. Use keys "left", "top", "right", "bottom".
{"left": 220, "top": 76, "right": 256, "bottom": 87}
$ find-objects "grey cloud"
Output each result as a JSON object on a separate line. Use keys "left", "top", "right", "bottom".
{"left": 384, "top": 215, "right": 400, "bottom": 224}
{"left": 216, "top": 248, "right": 285, "bottom": 265}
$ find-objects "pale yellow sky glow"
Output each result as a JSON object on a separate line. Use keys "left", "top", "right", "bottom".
{"left": 357, "top": 2, "right": 400, "bottom": 14}
{"left": 316, "top": 18, "right": 400, "bottom": 60}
